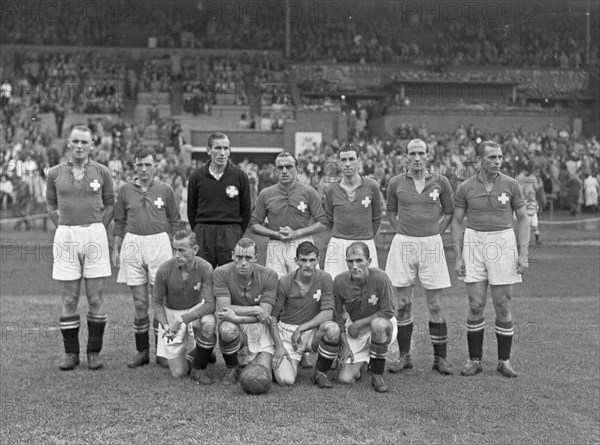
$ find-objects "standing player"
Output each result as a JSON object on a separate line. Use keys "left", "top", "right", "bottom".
{"left": 46, "top": 125, "right": 114, "bottom": 370}
{"left": 324, "top": 143, "right": 382, "bottom": 279}
{"left": 334, "top": 242, "right": 396, "bottom": 393}
{"left": 214, "top": 238, "right": 279, "bottom": 385}
{"left": 112, "top": 147, "right": 183, "bottom": 368}
{"left": 452, "top": 141, "right": 529, "bottom": 378}
{"left": 385, "top": 138, "right": 454, "bottom": 375}
{"left": 152, "top": 230, "right": 216, "bottom": 382}
{"left": 187, "top": 132, "right": 251, "bottom": 269}
{"left": 250, "top": 152, "right": 327, "bottom": 278}
{"left": 270, "top": 242, "right": 340, "bottom": 388}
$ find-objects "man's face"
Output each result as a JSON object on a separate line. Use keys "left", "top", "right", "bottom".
{"left": 346, "top": 247, "right": 371, "bottom": 282}
{"left": 68, "top": 129, "right": 92, "bottom": 162}
{"left": 232, "top": 245, "right": 257, "bottom": 276}
{"left": 406, "top": 141, "right": 429, "bottom": 173}
{"left": 173, "top": 237, "right": 198, "bottom": 268}
{"left": 339, "top": 150, "right": 359, "bottom": 178}
{"left": 275, "top": 156, "right": 297, "bottom": 185}
{"left": 134, "top": 154, "right": 156, "bottom": 182}
{"left": 207, "top": 137, "right": 231, "bottom": 167}
{"left": 296, "top": 252, "right": 318, "bottom": 279}
{"left": 480, "top": 145, "right": 503, "bottom": 176}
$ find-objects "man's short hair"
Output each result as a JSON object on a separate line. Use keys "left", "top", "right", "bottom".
{"left": 173, "top": 229, "right": 198, "bottom": 247}
{"left": 134, "top": 147, "right": 156, "bottom": 161}
{"left": 208, "top": 132, "right": 229, "bottom": 148}
{"left": 406, "top": 138, "right": 428, "bottom": 154}
{"left": 275, "top": 152, "right": 298, "bottom": 166}
{"left": 236, "top": 237, "right": 256, "bottom": 250}
{"left": 296, "top": 241, "right": 318, "bottom": 258}
{"left": 70, "top": 125, "right": 93, "bottom": 138}
{"left": 338, "top": 142, "right": 361, "bottom": 157}
{"left": 477, "top": 140, "right": 501, "bottom": 158}
{"left": 346, "top": 241, "right": 370, "bottom": 260}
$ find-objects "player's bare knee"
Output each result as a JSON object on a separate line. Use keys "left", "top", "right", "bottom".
{"left": 321, "top": 321, "right": 340, "bottom": 343}
{"left": 218, "top": 321, "right": 239, "bottom": 343}
{"left": 199, "top": 315, "right": 217, "bottom": 338}
{"left": 337, "top": 369, "right": 355, "bottom": 385}
{"left": 87, "top": 295, "right": 104, "bottom": 312}
{"left": 275, "top": 370, "right": 296, "bottom": 386}
{"left": 133, "top": 298, "right": 149, "bottom": 315}
{"left": 468, "top": 299, "right": 485, "bottom": 316}
{"left": 370, "top": 318, "right": 390, "bottom": 342}
{"left": 171, "top": 367, "right": 188, "bottom": 378}
{"left": 427, "top": 299, "right": 442, "bottom": 319}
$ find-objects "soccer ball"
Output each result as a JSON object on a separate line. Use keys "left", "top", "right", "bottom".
{"left": 239, "top": 364, "right": 272, "bottom": 395}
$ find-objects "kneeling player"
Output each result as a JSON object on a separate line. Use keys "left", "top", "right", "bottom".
{"left": 334, "top": 242, "right": 397, "bottom": 393}
{"left": 270, "top": 242, "right": 340, "bottom": 388}
{"left": 153, "top": 230, "right": 217, "bottom": 383}
{"left": 215, "top": 238, "right": 278, "bottom": 385}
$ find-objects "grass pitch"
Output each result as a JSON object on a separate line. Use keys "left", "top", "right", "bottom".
{"left": 1, "top": 229, "right": 599, "bottom": 444}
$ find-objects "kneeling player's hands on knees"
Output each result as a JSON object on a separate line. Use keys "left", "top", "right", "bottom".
{"left": 217, "top": 307, "right": 238, "bottom": 323}
{"left": 291, "top": 327, "right": 302, "bottom": 351}
{"left": 339, "top": 344, "right": 353, "bottom": 367}
{"left": 255, "top": 307, "right": 271, "bottom": 324}
{"left": 273, "top": 346, "right": 290, "bottom": 369}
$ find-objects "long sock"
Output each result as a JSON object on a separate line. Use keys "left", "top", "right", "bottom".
{"left": 133, "top": 316, "right": 150, "bottom": 352}
{"left": 220, "top": 337, "right": 241, "bottom": 368}
{"left": 315, "top": 338, "right": 339, "bottom": 373}
{"left": 466, "top": 318, "right": 485, "bottom": 361}
{"left": 429, "top": 321, "right": 448, "bottom": 359}
{"left": 369, "top": 340, "right": 389, "bottom": 375}
{"left": 60, "top": 315, "right": 80, "bottom": 354}
{"left": 87, "top": 312, "right": 107, "bottom": 353}
{"left": 495, "top": 320, "right": 514, "bottom": 361}
{"left": 193, "top": 334, "right": 217, "bottom": 370}
{"left": 397, "top": 317, "right": 413, "bottom": 355}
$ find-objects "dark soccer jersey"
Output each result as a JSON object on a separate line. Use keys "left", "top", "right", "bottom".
{"left": 114, "top": 178, "right": 182, "bottom": 238}
{"left": 324, "top": 176, "right": 382, "bottom": 239}
{"left": 250, "top": 181, "right": 327, "bottom": 237}
{"left": 386, "top": 171, "right": 453, "bottom": 237}
{"left": 46, "top": 161, "right": 115, "bottom": 225}
{"left": 213, "top": 262, "right": 278, "bottom": 307}
{"left": 454, "top": 172, "right": 525, "bottom": 232}
{"left": 187, "top": 161, "right": 251, "bottom": 231}
{"left": 272, "top": 269, "right": 335, "bottom": 325}
{"left": 152, "top": 256, "right": 214, "bottom": 323}
{"left": 332, "top": 268, "right": 395, "bottom": 332}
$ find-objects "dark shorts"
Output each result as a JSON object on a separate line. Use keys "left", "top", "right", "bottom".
{"left": 193, "top": 223, "right": 242, "bottom": 269}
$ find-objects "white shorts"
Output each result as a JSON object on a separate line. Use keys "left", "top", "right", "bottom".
{"left": 385, "top": 233, "right": 451, "bottom": 290}
{"left": 117, "top": 232, "right": 172, "bottom": 286}
{"left": 278, "top": 321, "right": 318, "bottom": 362}
{"left": 344, "top": 317, "right": 397, "bottom": 364}
{"left": 528, "top": 212, "right": 538, "bottom": 228}
{"left": 52, "top": 223, "right": 111, "bottom": 280}
{"left": 463, "top": 228, "right": 522, "bottom": 285}
{"left": 266, "top": 236, "right": 314, "bottom": 278}
{"left": 156, "top": 303, "right": 214, "bottom": 360}
{"left": 324, "top": 237, "right": 378, "bottom": 279}
{"left": 237, "top": 322, "right": 275, "bottom": 359}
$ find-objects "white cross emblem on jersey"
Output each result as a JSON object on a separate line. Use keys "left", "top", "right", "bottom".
{"left": 361, "top": 196, "right": 371, "bottom": 208}
{"left": 154, "top": 197, "right": 165, "bottom": 209}
{"left": 368, "top": 295, "right": 378, "bottom": 305}
{"left": 193, "top": 282, "right": 201, "bottom": 291}
{"left": 226, "top": 186, "right": 239, "bottom": 198}
{"left": 429, "top": 189, "right": 439, "bottom": 201}
{"left": 498, "top": 193, "right": 510, "bottom": 205}
{"left": 297, "top": 201, "right": 307, "bottom": 212}
{"left": 254, "top": 294, "right": 262, "bottom": 303}
{"left": 90, "top": 179, "right": 101, "bottom": 191}
{"left": 313, "top": 289, "right": 322, "bottom": 301}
